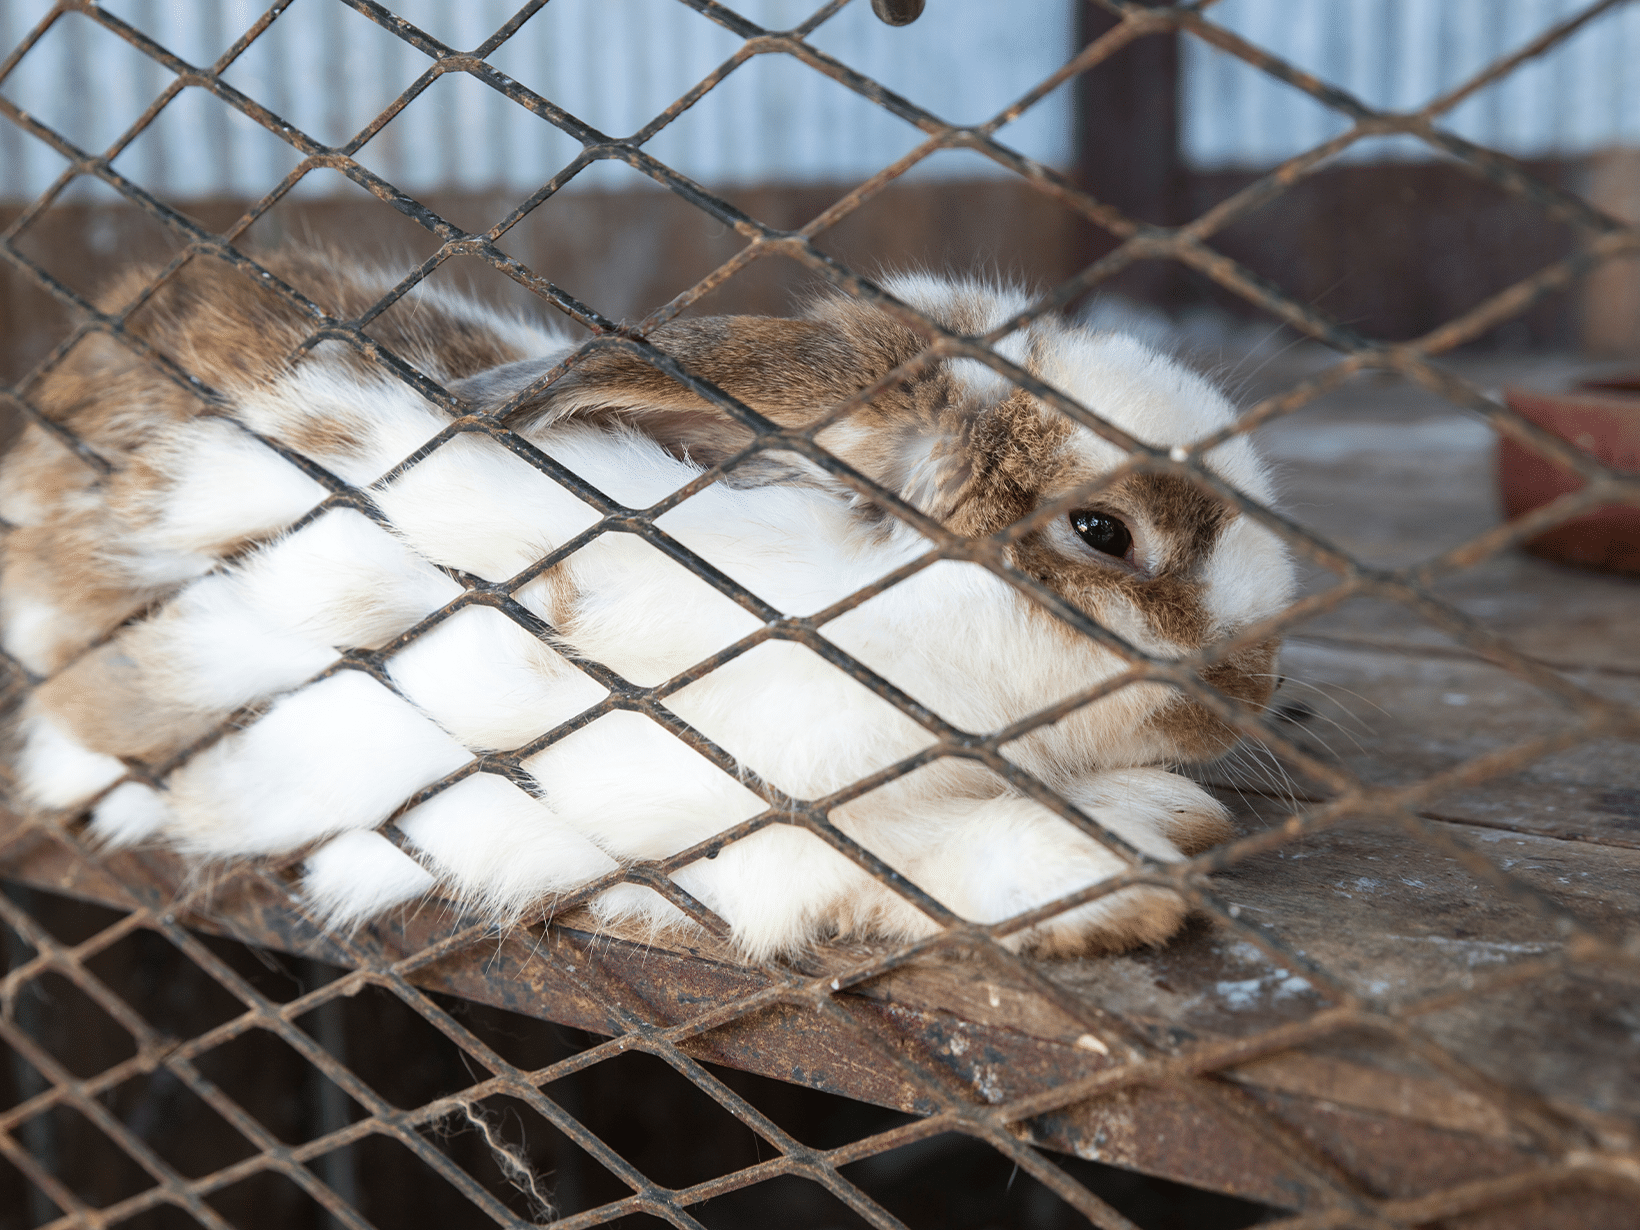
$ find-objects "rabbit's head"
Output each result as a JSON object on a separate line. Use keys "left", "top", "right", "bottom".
{"left": 463, "top": 277, "right": 1294, "bottom": 784}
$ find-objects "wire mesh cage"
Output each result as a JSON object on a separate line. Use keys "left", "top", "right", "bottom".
{"left": 1, "top": 2, "right": 1639, "bottom": 1229}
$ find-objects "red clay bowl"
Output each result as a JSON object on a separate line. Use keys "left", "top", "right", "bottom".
{"left": 1499, "top": 381, "right": 1640, "bottom": 575}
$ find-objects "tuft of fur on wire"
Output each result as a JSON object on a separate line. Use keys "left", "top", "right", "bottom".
{"left": 452, "top": 1101, "right": 555, "bottom": 1224}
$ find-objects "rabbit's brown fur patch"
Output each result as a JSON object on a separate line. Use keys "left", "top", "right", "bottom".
{"left": 31, "top": 642, "right": 194, "bottom": 766}
{"left": 1, "top": 516, "right": 150, "bottom": 674}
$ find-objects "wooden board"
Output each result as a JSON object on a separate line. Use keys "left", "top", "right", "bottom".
{"left": 2, "top": 797, "right": 1635, "bottom": 1218}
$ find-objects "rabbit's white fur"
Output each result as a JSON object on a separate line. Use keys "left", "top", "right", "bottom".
{"left": 2, "top": 250, "right": 1293, "bottom": 959}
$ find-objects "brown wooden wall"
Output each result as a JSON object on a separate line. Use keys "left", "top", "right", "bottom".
{"left": 2, "top": 157, "right": 1631, "bottom": 397}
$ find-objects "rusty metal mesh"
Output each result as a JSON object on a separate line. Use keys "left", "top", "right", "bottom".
{"left": 0, "top": 1, "right": 1638, "bottom": 1228}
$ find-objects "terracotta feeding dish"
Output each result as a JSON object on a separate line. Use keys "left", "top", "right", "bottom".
{"left": 1499, "top": 376, "right": 1640, "bottom": 575}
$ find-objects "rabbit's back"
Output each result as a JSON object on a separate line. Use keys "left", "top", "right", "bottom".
{"left": 0, "top": 249, "right": 563, "bottom": 678}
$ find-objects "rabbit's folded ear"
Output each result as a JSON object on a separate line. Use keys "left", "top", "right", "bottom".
{"left": 476, "top": 316, "right": 887, "bottom": 427}
{"left": 453, "top": 307, "right": 998, "bottom": 514}
{"left": 449, "top": 321, "right": 806, "bottom": 488}
{"left": 456, "top": 317, "right": 880, "bottom": 486}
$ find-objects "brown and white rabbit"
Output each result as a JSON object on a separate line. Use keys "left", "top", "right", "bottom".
{"left": 0, "top": 247, "right": 1293, "bottom": 959}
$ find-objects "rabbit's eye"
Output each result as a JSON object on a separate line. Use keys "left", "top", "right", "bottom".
{"left": 1070, "top": 510, "right": 1132, "bottom": 560}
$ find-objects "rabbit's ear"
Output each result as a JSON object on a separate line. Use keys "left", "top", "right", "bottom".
{"left": 456, "top": 306, "right": 1006, "bottom": 513}
{"left": 458, "top": 316, "right": 890, "bottom": 485}
{"left": 479, "top": 316, "right": 895, "bottom": 425}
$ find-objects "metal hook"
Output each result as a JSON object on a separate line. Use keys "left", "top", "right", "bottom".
{"left": 870, "top": 0, "right": 925, "bottom": 26}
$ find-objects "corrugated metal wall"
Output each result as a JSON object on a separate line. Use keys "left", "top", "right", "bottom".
{"left": 1182, "top": 0, "right": 1640, "bottom": 167}
{"left": 0, "top": 0, "right": 1075, "bottom": 201}
{"left": 3, "top": 0, "right": 1637, "bottom": 203}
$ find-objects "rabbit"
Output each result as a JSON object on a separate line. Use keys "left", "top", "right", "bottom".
{"left": 0, "top": 246, "right": 1294, "bottom": 961}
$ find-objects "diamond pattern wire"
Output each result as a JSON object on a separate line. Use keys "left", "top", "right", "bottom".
{"left": 0, "top": 0, "right": 1637, "bottom": 1227}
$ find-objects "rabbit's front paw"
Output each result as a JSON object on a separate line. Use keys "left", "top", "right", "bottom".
{"left": 1020, "top": 884, "right": 1190, "bottom": 958}
{"left": 1074, "top": 766, "right": 1237, "bottom": 856}
{"left": 870, "top": 773, "right": 1231, "bottom": 957}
